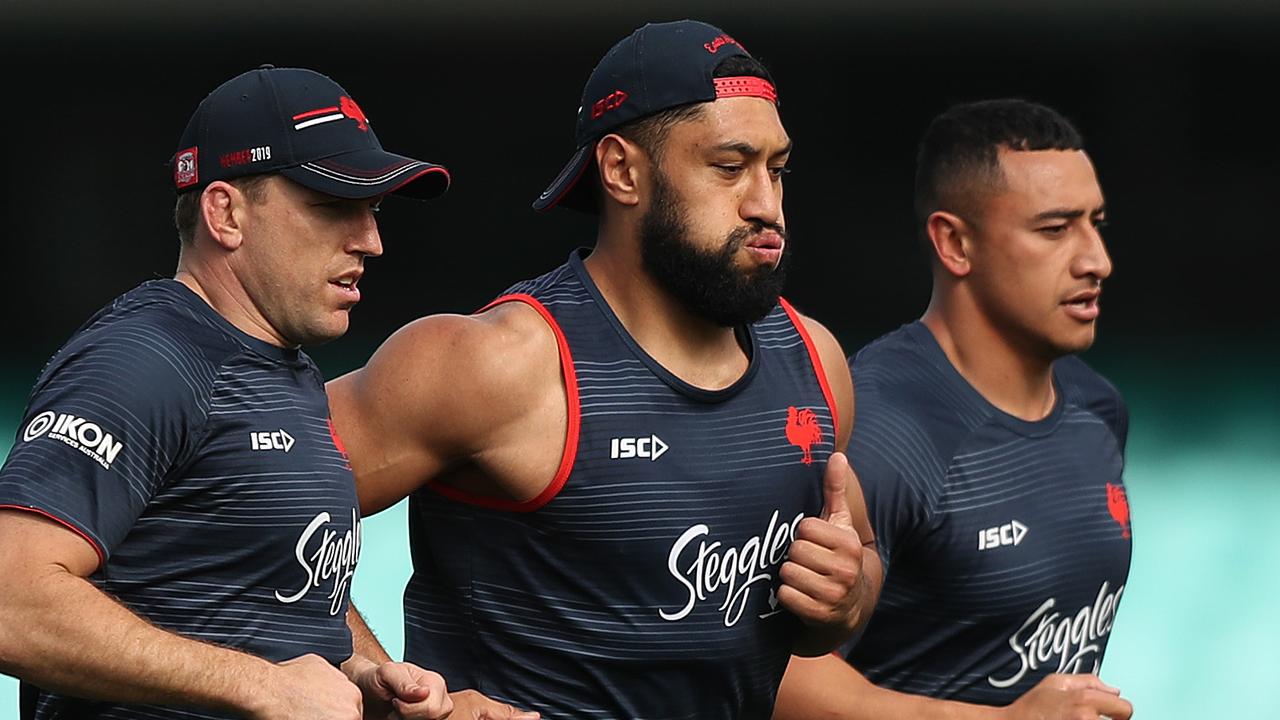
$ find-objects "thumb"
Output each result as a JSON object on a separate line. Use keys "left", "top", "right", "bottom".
{"left": 821, "top": 452, "right": 854, "bottom": 529}
{"left": 380, "top": 665, "right": 431, "bottom": 702}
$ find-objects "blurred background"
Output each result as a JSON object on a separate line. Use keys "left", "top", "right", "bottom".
{"left": 2, "top": 1, "right": 1277, "bottom": 717}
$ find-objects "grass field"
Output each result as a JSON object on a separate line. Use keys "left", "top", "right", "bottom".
{"left": 1, "top": 342, "right": 1276, "bottom": 718}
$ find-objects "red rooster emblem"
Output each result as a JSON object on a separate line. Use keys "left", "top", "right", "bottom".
{"left": 786, "top": 406, "right": 822, "bottom": 465}
{"left": 340, "top": 96, "right": 369, "bottom": 131}
{"left": 1106, "top": 482, "right": 1130, "bottom": 539}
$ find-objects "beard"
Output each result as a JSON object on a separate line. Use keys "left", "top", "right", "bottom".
{"left": 639, "top": 170, "right": 790, "bottom": 327}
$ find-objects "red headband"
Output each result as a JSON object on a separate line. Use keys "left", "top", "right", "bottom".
{"left": 713, "top": 76, "right": 778, "bottom": 104}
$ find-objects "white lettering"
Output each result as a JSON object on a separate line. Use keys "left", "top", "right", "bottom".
{"left": 660, "top": 510, "right": 805, "bottom": 627}
{"left": 274, "top": 509, "right": 362, "bottom": 616}
{"left": 979, "top": 520, "right": 1028, "bottom": 551}
{"left": 988, "top": 581, "right": 1125, "bottom": 688}
{"left": 251, "top": 429, "right": 295, "bottom": 453}
{"left": 25, "top": 411, "right": 125, "bottom": 470}
{"left": 609, "top": 434, "right": 668, "bottom": 461}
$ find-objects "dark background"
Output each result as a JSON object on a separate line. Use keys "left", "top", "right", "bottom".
{"left": 2, "top": 2, "right": 1277, "bottom": 377}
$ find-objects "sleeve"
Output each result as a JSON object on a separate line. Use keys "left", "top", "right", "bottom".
{"left": 0, "top": 329, "right": 207, "bottom": 566}
{"left": 846, "top": 369, "right": 937, "bottom": 573}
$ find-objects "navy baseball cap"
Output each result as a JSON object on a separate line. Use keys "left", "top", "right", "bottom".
{"left": 533, "top": 20, "right": 777, "bottom": 213}
{"left": 172, "top": 65, "right": 449, "bottom": 200}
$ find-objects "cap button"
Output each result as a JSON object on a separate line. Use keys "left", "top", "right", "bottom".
{"left": 258, "top": 63, "right": 275, "bottom": 70}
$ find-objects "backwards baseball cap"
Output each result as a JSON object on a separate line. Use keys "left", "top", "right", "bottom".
{"left": 172, "top": 65, "right": 449, "bottom": 200}
{"left": 533, "top": 20, "right": 777, "bottom": 213}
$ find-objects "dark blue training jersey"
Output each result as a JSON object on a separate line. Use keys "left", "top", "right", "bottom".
{"left": 0, "top": 280, "right": 361, "bottom": 719}
{"left": 844, "top": 322, "right": 1131, "bottom": 704}
{"left": 403, "top": 250, "right": 836, "bottom": 719}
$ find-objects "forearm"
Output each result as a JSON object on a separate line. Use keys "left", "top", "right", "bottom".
{"left": 773, "top": 654, "right": 999, "bottom": 720}
{"left": 0, "top": 564, "right": 273, "bottom": 716}
{"left": 345, "top": 603, "right": 392, "bottom": 667}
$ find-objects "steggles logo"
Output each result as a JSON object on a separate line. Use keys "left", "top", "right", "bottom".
{"left": 987, "top": 581, "right": 1125, "bottom": 689}
{"left": 274, "top": 509, "right": 362, "bottom": 616}
{"left": 660, "top": 509, "right": 805, "bottom": 627}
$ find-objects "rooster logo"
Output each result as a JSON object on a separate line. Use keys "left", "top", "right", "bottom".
{"left": 1106, "top": 482, "right": 1130, "bottom": 539}
{"left": 327, "top": 418, "right": 351, "bottom": 470}
{"left": 785, "top": 406, "right": 822, "bottom": 465}
{"left": 339, "top": 96, "right": 369, "bottom": 131}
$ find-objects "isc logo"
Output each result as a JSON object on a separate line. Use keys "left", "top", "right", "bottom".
{"left": 610, "top": 434, "right": 669, "bottom": 461}
{"left": 251, "top": 429, "right": 295, "bottom": 453}
{"left": 978, "top": 519, "right": 1028, "bottom": 551}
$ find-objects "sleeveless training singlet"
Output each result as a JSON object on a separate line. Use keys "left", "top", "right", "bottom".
{"left": 403, "top": 250, "right": 838, "bottom": 719}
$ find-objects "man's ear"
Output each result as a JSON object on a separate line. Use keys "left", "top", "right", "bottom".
{"left": 926, "top": 210, "right": 974, "bottom": 278}
{"left": 199, "top": 181, "right": 252, "bottom": 251}
{"left": 595, "top": 134, "right": 647, "bottom": 209}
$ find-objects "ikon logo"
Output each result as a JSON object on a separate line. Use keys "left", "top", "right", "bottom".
{"left": 610, "top": 435, "right": 668, "bottom": 461}
{"left": 251, "top": 430, "right": 295, "bottom": 453}
{"left": 978, "top": 519, "right": 1028, "bottom": 551}
{"left": 23, "top": 410, "right": 125, "bottom": 470}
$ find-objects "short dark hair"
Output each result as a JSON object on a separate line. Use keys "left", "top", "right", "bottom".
{"left": 914, "top": 99, "right": 1084, "bottom": 235}
{"left": 595, "top": 54, "right": 775, "bottom": 206}
{"left": 174, "top": 174, "right": 272, "bottom": 246}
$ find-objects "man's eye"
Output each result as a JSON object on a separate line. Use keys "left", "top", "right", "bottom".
{"left": 769, "top": 166, "right": 791, "bottom": 179}
{"left": 714, "top": 164, "right": 744, "bottom": 175}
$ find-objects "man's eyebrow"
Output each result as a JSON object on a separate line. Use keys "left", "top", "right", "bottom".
{"left": 710, "top": 140, "right": 794, "bottom": 158}
{"left": 1032, "top": 208, "right": 1086, "bottom": 222}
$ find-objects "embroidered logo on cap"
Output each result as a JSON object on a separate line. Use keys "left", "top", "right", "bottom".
{"left": 174, "top": 147, "right": 199, "bottom": 188}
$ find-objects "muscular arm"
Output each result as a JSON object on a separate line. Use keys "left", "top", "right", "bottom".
{"left": 326, "top": 305, "right": 566, "bottom": 515}
{"left": 772, "top": 651, "right": 1133, "bottom": 720}
{"left": 774, "top": 655, "right": 992, "bottom": 720}
{"left": 783, "top": 315, "right": 883, "bottom": 655}
{"left": 0, "top": 510, "right": 358, "bottom": 719}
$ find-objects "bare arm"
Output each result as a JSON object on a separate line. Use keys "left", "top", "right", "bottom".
{"left": 0, "top": 510, "right": 362, "bottom": 720}
{"left": 326, "top": 305, "right": 565, "bottom": 516}
{"left": 772, "top": 654, "right": 1133, "bottom": 720}
{"left": 782, "top": 315, "right": 883, "bottom": 655}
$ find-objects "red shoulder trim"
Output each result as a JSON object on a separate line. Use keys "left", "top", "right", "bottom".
{"left": 0, "top": 504, "right": 106, "bottom": 571}
{"left": 778, "top": 298, "right": 839, "bottom": 434}
{"left": 426, "top": 293, "right": 580, "bottom": 513}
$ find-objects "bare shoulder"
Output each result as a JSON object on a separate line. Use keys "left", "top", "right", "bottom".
{"left": 326, "top": 303, "right": 564, "bottom": 512}
{"left": 331, "top": 302, "right": 560, "bottom": 436}
{"left": 792, "top": 312, "right": 854, "bottom": 451}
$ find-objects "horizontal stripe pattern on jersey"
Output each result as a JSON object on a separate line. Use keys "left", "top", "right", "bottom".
{"left": 844, "top": 322, "right": 1131, "bottom": 704}
{"left": 0, "top": 280, "right": 360, "bottom": 719}
{"left": 404, "top": 250, "right": 835, "bottom": 719}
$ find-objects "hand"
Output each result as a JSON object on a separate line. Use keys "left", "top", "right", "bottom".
{"left": 351, "top": 659, "right": 452, "bottom": 719}
{"left": 447, "top": 689, "right": 540, "bottom": 720}
{"left": 254, "top": 653, "right": 363, "bottom": 720}
{"left": 1001, "top": 674, "right": 1133, "bottom": 720}
{"left": 777, "top": 452, "right": 869, "bottom": 636}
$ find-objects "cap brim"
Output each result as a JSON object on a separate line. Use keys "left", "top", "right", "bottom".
{"left": 532, "top": 144, "right": 594, "bottom": 212}
{"left": 280, "top": 148, "right": 450, "bottom": 200}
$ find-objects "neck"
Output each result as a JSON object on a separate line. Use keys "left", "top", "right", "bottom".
{"left": 584, "top": 228, "right": 749, "bottom": 391}
{"left": 175, "top": 250, "right": 291, "bottom": 348}
{"left": 921, "top": 284, "right": 1056, "bottom": 421}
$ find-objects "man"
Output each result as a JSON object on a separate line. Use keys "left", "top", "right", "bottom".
{"left": 0, "top": 66, "right": 456, "bottom": 719}
{"left": 328, "top": 20, "right": 882, "bottom": 719}
{"left": 773, "top": 99, "right": 1134, "bottom": 719}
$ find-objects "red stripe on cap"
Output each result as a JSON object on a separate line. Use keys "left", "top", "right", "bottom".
{"left": 292, "top": 106, "right": 341, "bottom": 121}
{"left": 714, "top": 76, "right": 778, "bottom": 103}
